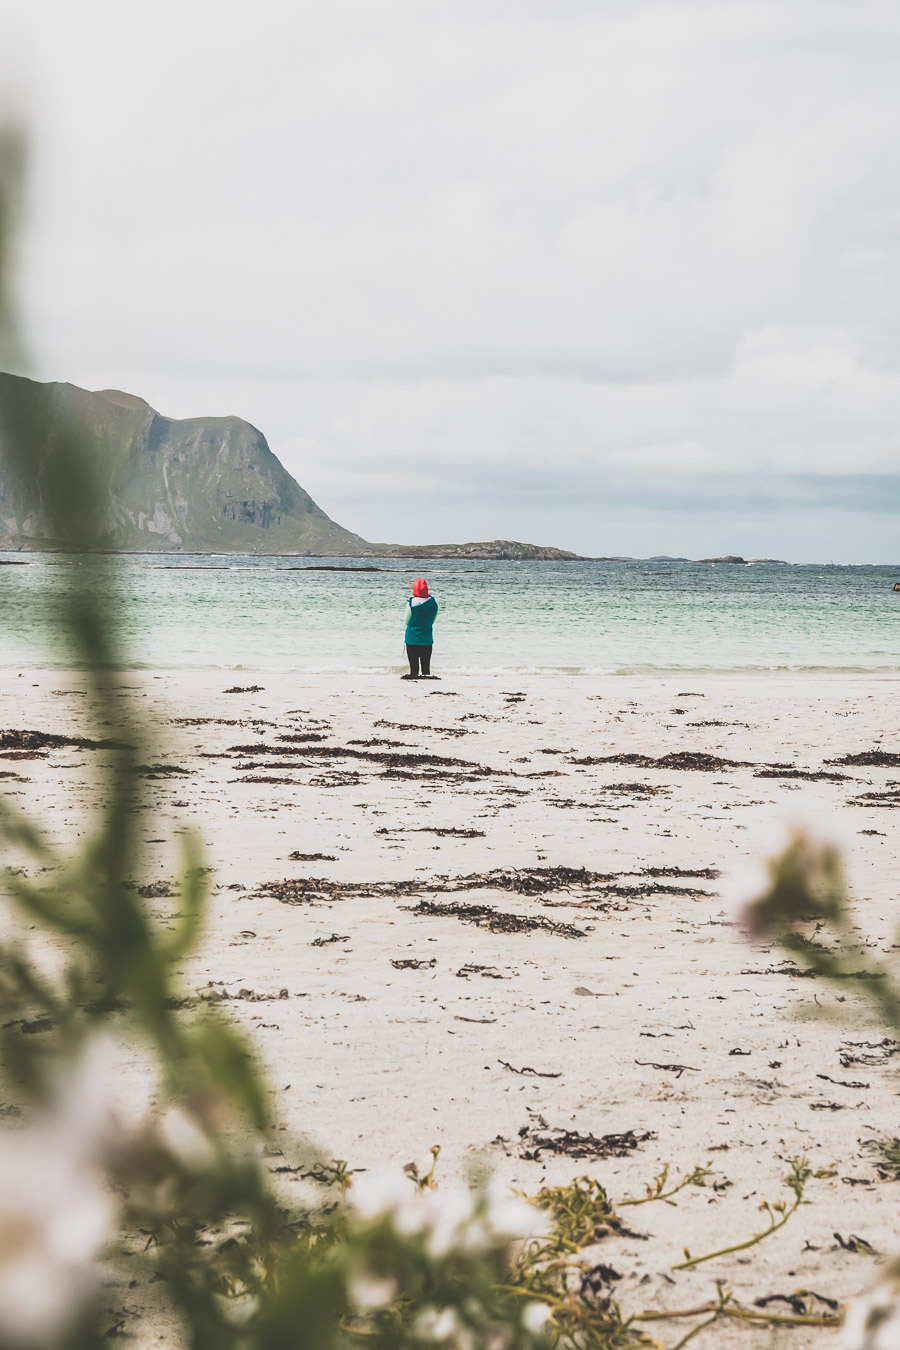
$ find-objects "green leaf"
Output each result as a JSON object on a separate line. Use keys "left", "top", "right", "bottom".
{"left": 163, "top": 832, "right": 208, "bottom": 962}
{"left": 191, "top": 1016, "right": 269, "bottom": 1129}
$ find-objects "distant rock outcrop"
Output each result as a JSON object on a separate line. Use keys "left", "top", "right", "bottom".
{"left": 366, "top": 539, "right": 582, "bottom": 562}
{"left": 0, "top": 373, "right": 365, "bottom": 553}
{"left": 694, "top": 555, "right": 747, "bottom": 564}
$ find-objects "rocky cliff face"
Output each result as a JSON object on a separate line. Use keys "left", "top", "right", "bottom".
{"left": 0, "top": 373, "right": 586, "bottom": 559}
{"left": 0, "top": 374, "right": 367, "bottom": 553}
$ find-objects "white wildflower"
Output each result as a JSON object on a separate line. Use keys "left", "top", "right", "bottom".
{"left": 158, "top": 1106, "right": 216, "bottom": 1170}
{"left": 846, "top": 1272, "right": 900, "bottom": 1350}
{"left": 717, "top": 808, "right": 806, "bottom": 927}
{"left": 356, "top": 1174, "right": 474, "bottom": 1256}
{"left": 481, "top": 1179, "right": 550, "bottom": 1245}
{"left": 719, "top": 809, "right": 849, "bottom": 938}
{"left": 0, "top": 1038, "right": 119, "bottom": 1344}
{"left": 415, "top": 1305, "right": 475, "bottom": 1348}
{"left": 415, "top": 1187, "right": 477, "bottom": 1257}
{"left": 350, "top": 1170, "right": 547, "bottom": 1259}
{"left": 718, "top": 858, "right": 772, "bottom": 925}
{"left": 522, "top": 1300, "right": 552, "bottom": 1333}
{"left": 48, "top": 1032, "right": 125, "bottom": 1154}
{"left": 218, "top": 1293, "right": 260, "bottom": 1325}
{"left": 347, "top": 1272, "right": 398, "bottom": 1311}
{"left": 349, "top": 1168, "right": 416, "bottom": 1221}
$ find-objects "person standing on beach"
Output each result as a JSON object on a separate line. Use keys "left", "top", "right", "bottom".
{"left": 403, "top": 578, "right": 438, "bottom": 679}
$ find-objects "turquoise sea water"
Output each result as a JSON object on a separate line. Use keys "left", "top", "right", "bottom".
{"left": 1, "top": 554, "right": 898, "bottom": 676}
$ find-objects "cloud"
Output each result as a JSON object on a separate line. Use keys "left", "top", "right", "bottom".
{"left": 9, "top": 0, "right": 900, "bottom": 557}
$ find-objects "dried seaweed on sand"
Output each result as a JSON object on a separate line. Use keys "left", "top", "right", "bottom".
{"left": 568, "top": 750, "right": 752, "bottom": 771}
{"left": 519, "top": 1125, "right": 655, "bottom": 1160}
{"left": 839, "top": 1039, "right": 900, "bottom": 1067}
{"left": 375, "top": 826, "right": 486, "bottom": 838}
{"left": 228, "top": 741, "right": 496, "bottom": 776}
{"left": 849, "top": 789, "right": 900, "bottom": 808}
{"left": 257, "top": 864, "right": 714, "bottom": 909}
{"left": 0, "top": 727, "right": 132, "bottom": 751}
{"left": 405, "top": 899, "right": 586, "bottom": 938}
{"left": 754, "top": 766, "right": 849, "bottom": 781}
{"left": 829, "top": 750, "right": 900, "bottom": 767}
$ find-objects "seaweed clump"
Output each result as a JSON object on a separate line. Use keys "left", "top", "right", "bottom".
{"left": 406, "top": 900, "right": 586, "bottom": 938}
{"left": 568, "top": 751, "right": 751, "bottom": 771}
{"left": 829, "top": 750, "right": 900, "bottom": 767}
{"left": 0, "top": 727, "right": 132, "bottom": 752}
{"left": 518, "top": 1126, "right": 655, "bottom": 1161}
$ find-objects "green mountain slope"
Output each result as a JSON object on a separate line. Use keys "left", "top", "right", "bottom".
{"left": 0, "top": 373, "right": 366, "bottom": 553}
{"left": 0, "top": 373, "right": 584, "bottom": 559}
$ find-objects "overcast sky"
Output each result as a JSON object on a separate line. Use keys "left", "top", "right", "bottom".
{"left": 6, "top": 0, "right": 900, "bottom": 560}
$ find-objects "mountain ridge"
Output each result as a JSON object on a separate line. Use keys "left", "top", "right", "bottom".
{"left": 0, "top": 373, "right": 582, "bottom": 560}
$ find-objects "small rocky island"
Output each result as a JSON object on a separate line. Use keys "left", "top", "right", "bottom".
{"left": 693, "top": 555, "right": 787, "bottom": 565}
{"left": 364, "top": 540, "right": 581, "bottom": 561}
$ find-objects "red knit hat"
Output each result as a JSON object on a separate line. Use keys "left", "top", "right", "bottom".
{"left": 412, "top": 578, "right": 429, "bottom": 597}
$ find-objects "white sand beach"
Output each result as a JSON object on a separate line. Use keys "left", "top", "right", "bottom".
{"left": 2, "top": 670, "right": 899, "bottom": 1342}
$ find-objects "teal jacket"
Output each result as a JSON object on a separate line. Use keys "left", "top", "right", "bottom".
{"left": 404, "top": 595, "right": 438, "bottom": 645}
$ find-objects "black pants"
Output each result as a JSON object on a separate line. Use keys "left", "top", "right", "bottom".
{"left": 406, "top": 644, "right": 432, "bottom": 676}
